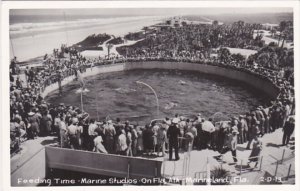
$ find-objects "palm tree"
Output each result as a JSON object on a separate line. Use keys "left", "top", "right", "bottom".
{"left": 232, "top": 53, "right": 245, "bottom": 65}
{"left": 257, "top": 52, "right": 270, "bottom": 68}
{"left": 279, "top": 21, "right": 287, "bottom": 48}
{"left": 218, "top": 48, "right": 231, "bottom": 63}
{"left": 142, "top": 26, "right": 149, "bottom": 38}
{"left": 270, "top": 28, "right": 276, "bottom": 38}
{"left": 106, "top": 43, "right": 113, "bottom": 59}
{"left": 268, "top": 52, "right": 278, "bottom": 69}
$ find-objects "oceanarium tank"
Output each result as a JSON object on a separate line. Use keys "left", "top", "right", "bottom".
{"left": 46, "top": 69, "right": 269, "bottom": 123}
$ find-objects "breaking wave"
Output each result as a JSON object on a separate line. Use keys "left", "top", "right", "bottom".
{"left": 10, "top": 16, "right": 161, "bottom": 37}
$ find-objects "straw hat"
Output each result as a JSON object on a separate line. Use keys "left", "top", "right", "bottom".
{"left": 172, "top": 118, "right": 180, "bottom": 124}
{"left": 72, "top": 117, "right": 79, "bottom": 124}
{"left": 28, "top": 112, "right": 35, "bottom": 116}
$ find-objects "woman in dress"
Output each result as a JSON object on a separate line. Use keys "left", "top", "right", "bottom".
{"left": 93, "top": 132, "right": 108, "bottom": 154}
{"left": 143, "top": 125, "right": 154, "bottom": 155}
{"left": 136, "top": 126, "right": 144, "bottom": 156}
{"left": 27, "top": 111, "right": 40, "bottom": 139}
{"left": 248, "top": 135, "right": 262, "bottom": 168}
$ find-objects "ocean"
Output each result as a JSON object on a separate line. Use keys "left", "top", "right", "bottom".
{"left": 9, "top": 14, "right": 165, "bottom": 61}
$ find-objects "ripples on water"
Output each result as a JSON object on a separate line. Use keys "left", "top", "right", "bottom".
{"left": 46, "top": 69, "right": 269, "bottom": 124}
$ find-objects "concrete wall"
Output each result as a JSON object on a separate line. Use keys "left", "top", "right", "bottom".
{"left": 42, "top": 61, "right": 279, "bottom": 99}
{"left": 124, "top": 61, "right": 280, "bottom": 99}
{"left": 41, "top": 63, "right": 125, "bottom": 97}
{"left": 45, "top": 147, "right": 162, "bottom": 179}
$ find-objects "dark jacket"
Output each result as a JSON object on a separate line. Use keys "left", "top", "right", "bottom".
{"left": 167, "top": 124, "right": 181, "bottom": 143}
{"left": 283, "top": 121, "right": 295, "bottom": 135}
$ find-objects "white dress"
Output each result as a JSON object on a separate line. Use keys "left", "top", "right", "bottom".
{"left": 94, "top": 136, "right": 108, "bottom": 154}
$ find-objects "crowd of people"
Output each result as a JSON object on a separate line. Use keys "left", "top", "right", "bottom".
{"left": 10, "top": 20, "right": 295, "bottom": 166}
{"left": 117, "top": 21, "right": 265, "bottom": 60}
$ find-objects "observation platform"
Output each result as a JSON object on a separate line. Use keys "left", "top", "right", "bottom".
{"left": 11, "top": 129, "right": 295, "bottom": 186}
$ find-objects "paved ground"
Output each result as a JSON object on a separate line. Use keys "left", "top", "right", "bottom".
{"left": 11, "top": 136, "right": 58, "bottom": 173}
{"left": 159, "top": 128, "right": 295, "bottom": 184}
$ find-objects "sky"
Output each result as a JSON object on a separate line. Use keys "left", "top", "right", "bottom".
{"left": 10, "top": 7, "right": 293, "bottom": 16}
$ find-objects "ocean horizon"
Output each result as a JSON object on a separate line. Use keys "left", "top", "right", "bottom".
{"left": 9, "top": 15, "right": 165, "bottom": 61}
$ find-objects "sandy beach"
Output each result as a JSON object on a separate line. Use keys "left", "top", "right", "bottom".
{"left": 10, "top": 16, "right": 165, "bottom": 61}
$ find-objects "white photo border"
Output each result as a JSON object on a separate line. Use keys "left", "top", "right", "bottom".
{"left": 1, "top": 1, "right": 299, "bottom": 191}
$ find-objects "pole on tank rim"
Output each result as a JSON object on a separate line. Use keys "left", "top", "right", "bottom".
{"left": 136, "top": 81, "right": 159, "bottom": 117}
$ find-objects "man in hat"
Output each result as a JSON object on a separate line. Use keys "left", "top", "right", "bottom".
{"left": 282, "top": 116, "right": 295, "bottom": 146}
{"left": 167, "top": 118, "right": 181, "bottom": 160}
{"left": 283, "top": 101, "right": 291, "bottom": 126}
{"left": 58, "top": 114, "right": 68, "bottom": 148}
{"left": 67, "top": 117, "right": 80, "bottom": 149}
{"left": 196, "top": 113, "right": 202, "bottom": 123}
{"left": 165, "top": 117, "right": 171, "bottom": 127}
{"left": 151, "top": 121, "right": 160, "bottom": 154}
{"left": 88, "top": 118, "right": 98, "bottom": 151}
{"left": 247, "top": 120, "right": 260, "bottom": 150}
{"left": 230, "top": 130, "right": 238, "bottom": 162}
{"left": 129, "top": 125, "right": 138, "bottom": 156}
{"left": 157, "top": 122, "right": 167, "bottom": 157}
{"left": 238, "top": 115, "right": 248, "bottom": 144}
{"left": 104, "top": 120, "right": 116, "bottom": 154}
{"left": 27, "top": 111, "right": 40, "bottom": 139}
{"left": 255, "top": 106, "right": 265, "bottom": 136}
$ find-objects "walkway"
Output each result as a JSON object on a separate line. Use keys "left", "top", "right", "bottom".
{"left": 81, "top": 35, "right": 143, "bottom": 58}
{"left": 11, "top": 128, "right": 295, "bottom": 185}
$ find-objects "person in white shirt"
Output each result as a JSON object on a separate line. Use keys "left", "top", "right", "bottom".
{"left": 116, "top": 130, "right": 127, "bottom": 155}
{"left": 103, "top": 120, "right": 116, "bottom": 153}
{"left": 88, "top": 118, "right": 98, "bottom": 150}
{"left": 58, "top": 115, "right": 67, "bottom": 148}
{"left": 67, "top": 118, "right": 80, "bottom": 149}
{"left": 93, "top": 133, "right": 108, "bottom": 154}
{"left": 202, "top": 118, "right": 215, "bottom": 149}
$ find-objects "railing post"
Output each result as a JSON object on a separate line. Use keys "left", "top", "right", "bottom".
{"left": 274, "top": 161, "right": 279, "bottom": 176}
{"left": 259, "top": 156, "right": 263, "bottom": 171}
{"left": 207, "top": 157, "right": 211, "bottom": 185}
{"left": 281, "top": 149, "right": 285, "bottom": 164}
{"left": 163, "top": 157, "right": 166, "bottom": 177}
{"left": 286, "top": 164, "right": 292, "bottom": 180}
{"left": 220, "top": 155, "right": 223, "bottom": 169}
{"left": 182, "top": 154, "right": 186, "bottom": 178}
{"left": 127, "top": 162, "right": 130, "bottom": 179}
{"left": 240, "top": 160, "right": 243, "bottom": 175}
{"left": 187, "top": 151, "right": 191, "bottom": 176}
